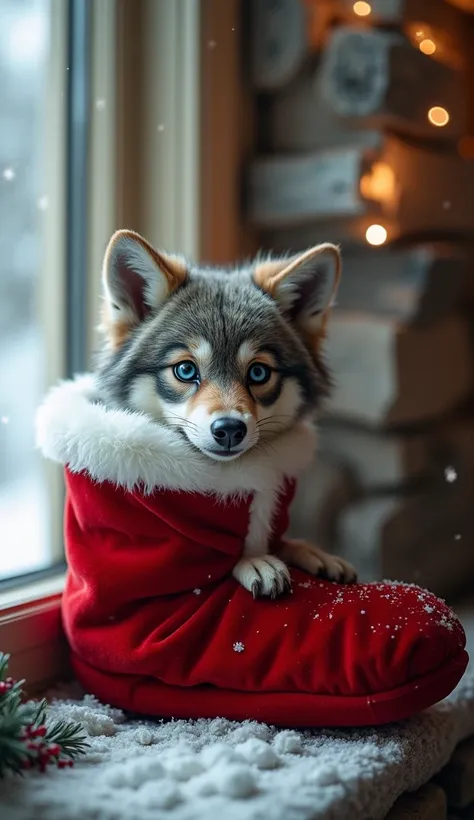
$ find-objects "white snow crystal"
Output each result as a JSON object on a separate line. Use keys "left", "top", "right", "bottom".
{"left": 455, "top": 534, "right": 462, "bottom": 540}
{"left": 273, "top": 730, "right": 303, "bottom": 755}
{"left": 200, "top": 743, "right": 244, "bottom": 768}
{"left": 213, "top": 763, "right": 256, "bottom": 798}
{"left": 2, "top": 167, "right": 15, "bottom": 181}
{"left": 235, "top": 738, "right": 280, "bottom": 769}
{"left": 135, "top": 728, "right": 153, "bottom": 745}
{"left": 233, "top": 641, "right": 245, "bottom": 653}
{"left": 135, "top": 780, "right": 182, "bottom": 809}
{"left": 445, "top": 466, "right": 457, "bottom": 483}
{"left": 37, "top": 195, "right": 49, "bottom": 210}
{"left": 424, "top": 605, "right": 435, "bottom": 614}
{"left": 157, "top": 123, "right": 165, "bottom": 131}
{"left": 95, "top": 98, "right": 106, "bottom": 110}
{"left": 1, "top": 416, "right": 9, "bottom": 424}
{"left": 102, "top": 757, "right": 165, "bottom": 788}
{"left": 309, "top": 766, "right": 341, "bottom": 787}
{"left": 193, "top": 588, "right": 202, "bottom": 595}
{"left": 165, "top": 755, "right": 205, "bottom": 781}
{"left": 185, "top": 773, "right": 218, "bottom": 797}
{"left": 208, "top": 40, "right": 216, "bottom": 48}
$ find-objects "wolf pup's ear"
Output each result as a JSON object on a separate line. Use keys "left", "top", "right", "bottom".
{"left": 101, "top": 229, "right": 187, "bottom": 349}
{"left": 254, "top": 243, "right": 341, "bottom": 343}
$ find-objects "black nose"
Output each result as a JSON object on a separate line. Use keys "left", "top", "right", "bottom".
{"left": 211, "top": 417, "right": 247, "bottom": 450}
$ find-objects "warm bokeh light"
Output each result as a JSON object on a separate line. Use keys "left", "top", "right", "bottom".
{"left": 353, "top": 1, "right": 371, "bottom": 16}
{"left": 360, "top": 162, "right": 395, "bottom": 205}
{"left": 428, "top": 106, "right": 450, "bottom": 127}
{"left": 419, "top": 38, "right": 436, "bottom": 55}
{"left": 365, "top": 224, "right": 387, "bottom": 246}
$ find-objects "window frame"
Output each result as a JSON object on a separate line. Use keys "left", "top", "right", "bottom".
{"left": 0, "top": 0, "right": 246, "bottom": 691}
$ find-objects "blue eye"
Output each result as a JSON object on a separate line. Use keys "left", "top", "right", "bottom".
{"left": 173, "top": 361, "right": 199, "bottom": 382}
{"left": 248, "top": 363, "right": 271, "bottom": 385}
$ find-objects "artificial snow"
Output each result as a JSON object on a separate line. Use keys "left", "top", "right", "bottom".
{"left": 0, "top": 620, "right": 473, "bottom": 820}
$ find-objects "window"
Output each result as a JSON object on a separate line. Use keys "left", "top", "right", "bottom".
{"left": 0, "top": 0, "right": 55, "bottom": 581}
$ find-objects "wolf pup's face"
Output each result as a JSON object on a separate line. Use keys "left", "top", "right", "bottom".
{"left": 96, "top": 230, "right": 341, "bottom": 461}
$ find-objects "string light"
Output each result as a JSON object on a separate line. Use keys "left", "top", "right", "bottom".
{"left": 419, "top": 39, "right": 436, "bottom": 55}
{"left": 353, "top": 1, "right": 371, "bottom": 16}
{"left": 365, "top": 225, "right": 387, "bottom": 246}
{"left": 360, "top": 162, "right": 395, "bottom": 205}
{"left": 428, "top": 106, "right": 450, "bottom": 127}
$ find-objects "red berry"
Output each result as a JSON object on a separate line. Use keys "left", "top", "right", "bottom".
{"left": 67, "top": 760, "right": 74, "bottom": 768}
{"left": 5, "top": 677, "right": 14, "bottom": 685}
{"left": 0, "top": 681, "right": 7, "bottom": 693}
{"left": 27, "top": 742, "right": 38, "bottom": 751}
{"left": 34, "top": 725, "right": 47, "bottom": 738}
{"left": 57, "top": 759, "right": 68, "bottom": 769}
{"left": 48, "top": 743, "right": 61, "bottom": 757}
{"left": 21, "top": 759, "right": 33, "bottom": 770}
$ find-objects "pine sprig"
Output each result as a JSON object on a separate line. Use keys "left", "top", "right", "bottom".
{"left": 0, "top": 651, "right": 89, "bottom": 776}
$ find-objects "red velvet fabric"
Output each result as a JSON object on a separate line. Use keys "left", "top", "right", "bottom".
{"left": 63, "top": 469, "right": 468, "bottom": 726}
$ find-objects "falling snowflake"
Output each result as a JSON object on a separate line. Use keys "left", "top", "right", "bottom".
{"left": 157, "top": 124, "right": 165, "bottom": 132}
{"left": 3, "top": 168, "right": 15, "bottom": 181}
{"left": 37, "top": 196, "right": 49, "bottom": 211}
{"left": 443, "top": 201, "right": 451, "bottom": 209}
{"left": 233, "top": 641, "right": 245, "bottom": 653}
{"left": 193, "top": 588, "right": 201, "bottom": 596}
{"left": 1, "top": 416, "right": 9, "bottom": 424}
{"left": 96, "top": 98, "right": 106, "bottom": 111}
{"left": 454, "top": 534, "right": 462, "bottom": 541}
{"left": 208, "top": 40, "right": 216, "bottom": 49}
{"left": 360, "top": 610, "right": 366, "bottom": 615}
{"left": 444, "top": 466, "right": 457, "bottom": 483}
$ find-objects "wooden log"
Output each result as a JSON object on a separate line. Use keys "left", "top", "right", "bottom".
{"left": 321, "top": 419, "right": 474, "bottom": 489}
{"left": 324, "top": 314, "right": 473, "bottom": 427}
{"left": 287, "top": 455, "right": 360, "bottom": 548}
{"left": 338, "top": 487, "right": 474, "bottom": 597}
{"left": 334, "top": 0, "right": 464, "bottom": 70}
{"left": 436, "top": 738, "right": 474, "bottom": 810}
{"left": 385, "top": 783, "right": 447, "bottom": 820}
{"left": 319, "top": 27, "right": 465, "bottom": 140}
{"left": 252, "top": 0, "right": 465, "bottom": 91}
{"left": 319, "top": 424, "right": 427, "bottom": 489}
{"left": 334, "top": 245, "right": 469, "bottom": 326}
{"left": 251, "top": 0, "right": 334, "bottom": 91}
{"left": 248, "top": 136, "right": 474, "bottom": 240}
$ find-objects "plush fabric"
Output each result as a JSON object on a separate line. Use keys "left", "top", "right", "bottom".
{"left": 63, "top": 468, "right": 467, "bottom": 727}
{"left": 37, "top": 377, "right": 468, "bottom": 727}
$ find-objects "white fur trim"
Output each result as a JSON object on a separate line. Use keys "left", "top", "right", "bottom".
{"left": 35, "top": 376, "right": 317, "bottom": 498}
{"left": 244, "top": 487, "right": 281, "bottom": 557}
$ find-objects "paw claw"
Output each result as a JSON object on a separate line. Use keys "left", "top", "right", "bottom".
{"left": 233, "top": 555, "right": 292, "bottom": 599}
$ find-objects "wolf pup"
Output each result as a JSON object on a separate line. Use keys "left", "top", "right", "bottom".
{"left": 94, "top": 229, "right": 356, "bottom": 598}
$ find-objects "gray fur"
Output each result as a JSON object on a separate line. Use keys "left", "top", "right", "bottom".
{"left": 95, "top": 260, "right": 331, "bottom": 422}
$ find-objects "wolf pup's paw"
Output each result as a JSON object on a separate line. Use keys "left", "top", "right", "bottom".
{"left": 276, "top": 538, "right": 357, "bottom": 584}
{"left": 233, "top": 555, "right": 292, "bottom": 599}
